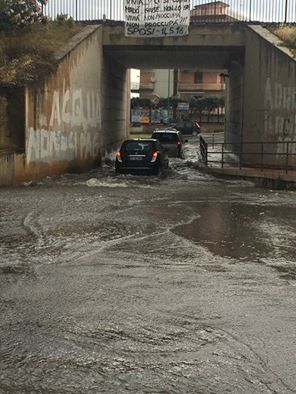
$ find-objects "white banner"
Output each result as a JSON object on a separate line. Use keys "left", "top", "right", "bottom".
{"left": 124, "top": 0, "right": 190, "bottom": 38}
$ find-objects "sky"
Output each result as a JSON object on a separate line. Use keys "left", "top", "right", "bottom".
{"left": 43, "top": 0, "right": 296, "bottom": 23}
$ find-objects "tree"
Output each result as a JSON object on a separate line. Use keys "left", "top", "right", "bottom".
{"left": 189, "top": 97, "right": 206, "bottom": 121}
{"left": 130, "top": 97, "right": 151, "bottom": 109}
{"left": 159, "top": 96, "right": 185, "bottom": 110}
{"left": 190, "top": 96, "right": 225, "bottom": 122}
{"left": 203, "top": 97, "right": 220, "bottom": 121}
{"left": 0, "top": 0, "right": 47, "bottom": 29}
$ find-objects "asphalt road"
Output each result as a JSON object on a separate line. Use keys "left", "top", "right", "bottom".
{"left": 1, "top": 138, "right": 296, "bottom": 393}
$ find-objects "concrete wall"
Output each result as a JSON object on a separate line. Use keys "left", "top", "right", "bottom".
{"left": 0, "top": 25, "right": 130, "bottom": 185}
{"left": 0, "top": 89, "right": 25, "bottom": 151}
{"left": 242, "top": 26, "right": 296, "bottom": 166}
{"left": 24, "top": 26, "right": 104, "bottom": 181}
{"left": 103, "top": 24, "right": 245, "bottom": 49}
{"left": 101, "top": 54, "right": 130, "bottom": 156}
{"left": 0, "top": 96, "right": 10, "bottom": 149}
{"left": 225, "top": 60, "right": 244, "bottom": 148}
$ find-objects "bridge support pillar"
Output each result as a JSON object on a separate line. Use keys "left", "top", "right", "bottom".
{"left": 101, "top": 55, "right": 130, "bottom": 155}
{"left": 225, "top": 60, "right": 244, "bottom": 149}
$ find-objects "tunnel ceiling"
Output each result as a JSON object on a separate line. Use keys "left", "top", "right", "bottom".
{"left": 103, "top": 45, "right": 244, "bottom": 70}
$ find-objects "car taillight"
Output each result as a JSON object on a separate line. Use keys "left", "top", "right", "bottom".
{"left": 116, "top": 150, "right": 122, "bottom": 162}
{"left": 150, "top": 151, "right": 158, "bottom": 163}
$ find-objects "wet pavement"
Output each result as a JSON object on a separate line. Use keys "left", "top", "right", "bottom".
{"left": 1, "top": 137, "right": 296, "bottom": 393}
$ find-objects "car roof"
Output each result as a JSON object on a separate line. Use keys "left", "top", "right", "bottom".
{"left": 152, "top": 129, "right": 179, "bottom": 133}
{"left": 123, "top": 138, "right": 157, "bottom": 142}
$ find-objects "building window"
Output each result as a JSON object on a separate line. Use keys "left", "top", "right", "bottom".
{"left": 194, "top": 72, "right": 203, "bottom": 84}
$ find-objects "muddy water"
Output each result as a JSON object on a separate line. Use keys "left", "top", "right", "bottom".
{"left": 1, "top": 137, "right": 296, "bottom": 393}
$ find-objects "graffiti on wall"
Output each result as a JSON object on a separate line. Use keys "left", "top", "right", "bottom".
{"left": 27, "top": 128, "right": 100, "bottom": 163}
{"left": 264, "top": 77, "right": 296, "bottom": 139}
{"left": 27, "top": 86, "right": 101, "bottom": 163}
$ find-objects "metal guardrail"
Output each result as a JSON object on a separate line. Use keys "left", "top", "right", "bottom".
{"left": 43, "top": 0, "right": 296, "bottom": 24}
{"left": 200, "top": 136, "right": 296, "bottom": 173}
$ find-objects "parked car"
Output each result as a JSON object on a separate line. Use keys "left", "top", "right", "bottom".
{"left": 174, "top": 120, "right": 201, "bottom": 135}
{"left": 115, "top": 139, "right": 169, "bottom": 175}
{"left": 151, "top": 129, "right": 187, "bottom": 158}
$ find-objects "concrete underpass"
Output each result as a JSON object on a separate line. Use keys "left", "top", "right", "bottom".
{"left": 0, "top": 23, "right": 295, "bottom": 185}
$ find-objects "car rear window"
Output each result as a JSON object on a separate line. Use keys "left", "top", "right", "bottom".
{"left": 152, "top": 132, "right": 178, "bottom": 143}
{"left": 123, "top": 141, "right": 153, "bottom": 153}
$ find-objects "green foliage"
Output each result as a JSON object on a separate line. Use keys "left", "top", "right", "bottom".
{"left": 131, "top": 97, "right": 151, "bottom": 108}
{"left": 281, "top": 29, "right": 296, "bottom": 55}
{"left": 159, "top": 96, "right": 185, "bottom": 109}
{"left": 189, "top": 96, "right": 224, "bottom": 118}
{"left": 131, "top": 96, "right": 186, "bottom": 109}
{"left": 130, "top": 95, "right": 225, "bottom": 115}
{"left": 190, "top": 96, "right": 224, "bottom": 110}
{"left": 271, "top": 26, "right": 296, "bottom": 57}
{"left": 0, "top": 54, "right": 55, "bottom": 87}
{"left": 0, "top": 0, "right": 47, "bottom": 30}
{"left": 56, "top": 14, "right": 75, "bottom": 28}
{"left": 0, "top": 22, "right": 83, "bottom": 87}
{"left": 0, "top": 0, "right": 10, "bottom": 30}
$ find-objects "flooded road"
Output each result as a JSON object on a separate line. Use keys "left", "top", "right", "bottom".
{"left": 1, "top": 137, "right": 296, "bottom": 393}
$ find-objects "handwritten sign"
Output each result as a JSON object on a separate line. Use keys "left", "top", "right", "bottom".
{"left": 124, "top": 0, "right": 190, "bottom": 37}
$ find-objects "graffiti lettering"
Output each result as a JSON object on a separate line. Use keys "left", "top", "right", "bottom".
{"left": 264, "top": 77, "right": 296, "bottom": 140}
{"left": 27, "top": 86, "right": 101, "bottom": 164}
{"left": 27, "top": 128, "right": 100, "bottom": 163}
{"left": 49, "top": 88, "right": 101, "bottom": 131}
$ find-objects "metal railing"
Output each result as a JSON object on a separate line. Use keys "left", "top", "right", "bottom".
{"left": 139, "top": 83, "right": 154, "bottom": 91}
{"left": 200, "top": 136, "right": 296, "bottom": 173}
{"left": 43, "top": 0, "right": 296, "bottom": 23}
{"left": 178, "top": 82, "right": 226, "bottom": 91}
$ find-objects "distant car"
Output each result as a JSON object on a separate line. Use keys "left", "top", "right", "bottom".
{"left": 174, "top": 120, "right": 201, "bottom": 135}
{"left": 151, "top": 129, "right": 187, "bottom": 158}
{"left": 115, "top": 138, "right": 169, "bottom": 175}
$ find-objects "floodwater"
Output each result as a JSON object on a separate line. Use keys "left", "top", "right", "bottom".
{"left": 1, "top": 137, "right": 296, "bottom": 393}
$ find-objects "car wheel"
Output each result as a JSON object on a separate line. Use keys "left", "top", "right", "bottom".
{"left": 178, "top": 149, "right": 185, "bottom": 159}
{"left": 154, "top": 166, "right": 163, "bottom": 178}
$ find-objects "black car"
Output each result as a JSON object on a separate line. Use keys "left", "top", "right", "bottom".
{"left": 115, "top": 139, "right": 169, "bottom": 175}
{"left": 174, "top": 120, "right": 201, "bottom": 135}
{"left": 151, "top": 129, "right": 186, "bottom": 158}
